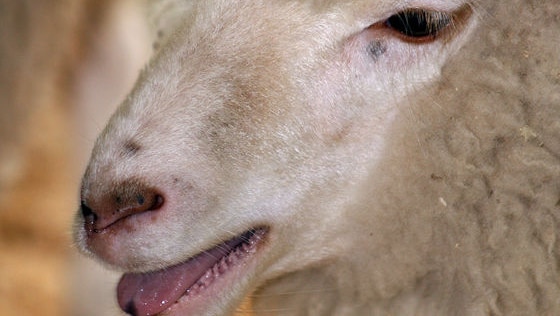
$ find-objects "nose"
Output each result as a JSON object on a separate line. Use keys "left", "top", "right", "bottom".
{"left": 80, "top": 180, "right": 164, "bottom": 233}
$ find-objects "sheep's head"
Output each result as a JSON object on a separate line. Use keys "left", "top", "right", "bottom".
{"left": 74, "top": 1, "right": 476, "bottom": 315}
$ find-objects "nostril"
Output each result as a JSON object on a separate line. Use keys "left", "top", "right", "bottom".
{"left": 81, "top": 182, "right": 165, "bottom": 233}
{"left": 80, "top": 201, "right": 95, "bottom": 220}
{"left": 80, "top": 201, "right": 98, "bottom": 233}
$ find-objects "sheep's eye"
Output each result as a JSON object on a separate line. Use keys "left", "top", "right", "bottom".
{"left": 386, "top": 9, "right": 452, "bottom": 39}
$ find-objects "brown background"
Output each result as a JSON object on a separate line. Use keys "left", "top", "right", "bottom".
{"left": 0, "top": 0, "right": 151, "bottom": 315}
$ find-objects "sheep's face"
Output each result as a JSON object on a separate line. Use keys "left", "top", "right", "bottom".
{"left": 74, "top": 1, "right": 476, "bottom": 315}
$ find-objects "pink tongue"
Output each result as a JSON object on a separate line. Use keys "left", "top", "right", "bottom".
{"left": 117, "top": 236, "right": 246, "bottom": 316}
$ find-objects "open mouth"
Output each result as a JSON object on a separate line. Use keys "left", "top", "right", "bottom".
{"left": 117, "top": 227, "right": 268, "bottom": 316}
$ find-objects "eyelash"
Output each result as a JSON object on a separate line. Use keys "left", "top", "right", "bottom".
{"left": 385, "top": 9, "right": 453, "bottom": 42}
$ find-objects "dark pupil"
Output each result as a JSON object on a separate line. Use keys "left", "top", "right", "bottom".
{"left": 387, "top": 10, "right": 451, "bottom": 38}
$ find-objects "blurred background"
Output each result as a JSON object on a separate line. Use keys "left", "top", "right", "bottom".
{"left": 0, "top": 0, "right": 152, "bottom": 315}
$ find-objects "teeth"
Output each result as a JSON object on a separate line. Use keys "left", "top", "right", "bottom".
{"left": 220, "top": 255, "right": 229, "bottom": 267}
{"left": 218, "top": 260, "right": 228, "bottom": 274}
{"left": 187, "top": 283, "right": 200, "bottom": 295}
{"left": 184, "top": 230, "right": 263, "bottom": 298}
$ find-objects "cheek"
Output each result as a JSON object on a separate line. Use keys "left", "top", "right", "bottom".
{"left": 300, "top": 59, "right": 395, "bottom": 145}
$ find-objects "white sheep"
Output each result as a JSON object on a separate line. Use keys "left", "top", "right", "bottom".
{"left": 74, "top": 0, "right": 560, "bottom": 315}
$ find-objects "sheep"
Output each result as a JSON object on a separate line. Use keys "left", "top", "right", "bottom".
{"left": 73, "top": 0, "right": 560, "bottom": 315}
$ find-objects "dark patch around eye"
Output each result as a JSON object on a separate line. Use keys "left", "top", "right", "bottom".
{"left": 367, "top": 40, "right": 388, "bottom": 59}
{"left": 386, "top": 9, "right": 452, "bottom": 38}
